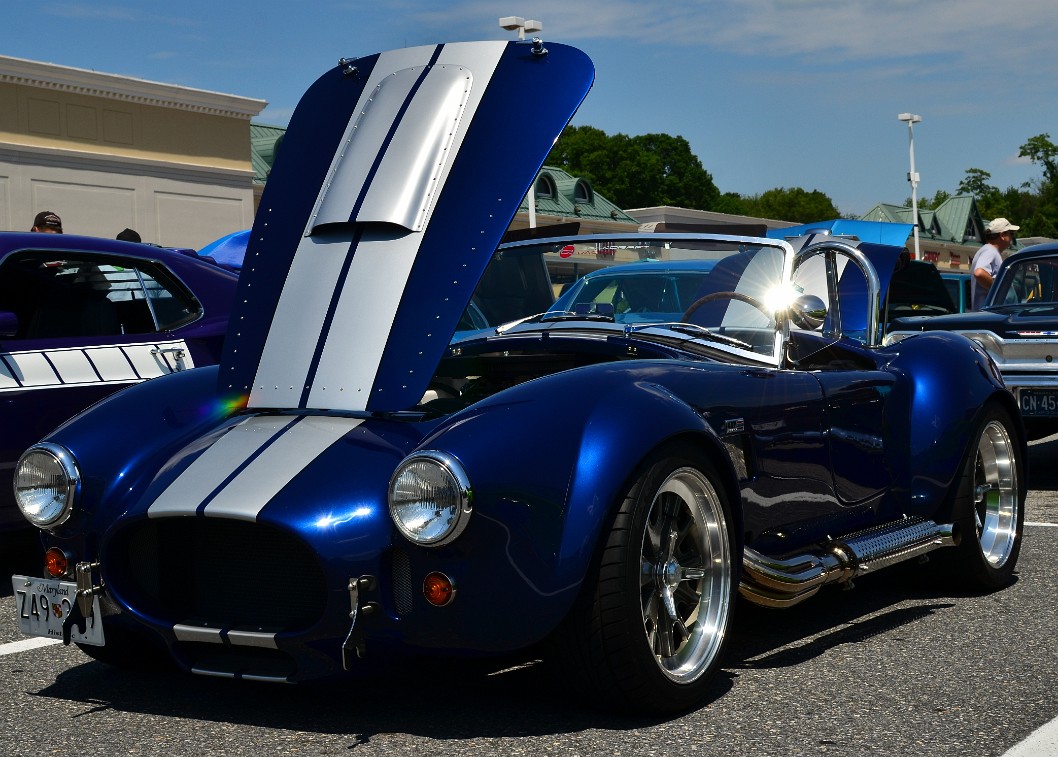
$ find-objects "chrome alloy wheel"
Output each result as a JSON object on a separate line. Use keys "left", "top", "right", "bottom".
{"left": 640, "top": 466, "right": 732, "bottom": 683}
{"left": 973, "top": 419, "right": 1019, "bottom": 568}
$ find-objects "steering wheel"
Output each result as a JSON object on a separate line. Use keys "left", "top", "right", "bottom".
{"left": 681, "top": 291, "right": 774, "bottom": 324}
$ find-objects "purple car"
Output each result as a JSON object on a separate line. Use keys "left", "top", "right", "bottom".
{"left": 0, "top": 232, "right": 237, "bottom": 531}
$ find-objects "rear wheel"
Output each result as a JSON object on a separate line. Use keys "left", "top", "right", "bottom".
{"left": 944, "top": 404, "right": 1023, "bottom": 589}
{"left": 562, "top": 447, "right": 737, "bottom": 713}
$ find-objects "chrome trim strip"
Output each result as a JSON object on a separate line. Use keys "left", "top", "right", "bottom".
{"left": 173, "top": 624, "right": 223, "bottom": 644}
{"left": 226, "top": 630, "right": 279, "bottom": 649}
{"left": 174, "top": 623, "right": 279, "bottom": 649}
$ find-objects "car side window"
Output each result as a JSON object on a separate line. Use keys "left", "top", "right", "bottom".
{"left": 0, "top": 253, "right": 200, "bottom": 339}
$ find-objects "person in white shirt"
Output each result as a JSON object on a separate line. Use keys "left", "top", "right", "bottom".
{"left": 971, "top": 217, "right": 1019, "bottom": 309}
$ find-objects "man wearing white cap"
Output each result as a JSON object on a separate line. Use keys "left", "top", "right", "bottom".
{"left": 971, "top": 217, "right": 1019, "bottom": 309}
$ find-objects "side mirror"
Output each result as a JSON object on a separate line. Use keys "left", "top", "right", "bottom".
{"left": 789, "top": 295, "right": 827, "bottom": 330}
{"left": 0, "top": 311, "right": 19, "bottom": 338}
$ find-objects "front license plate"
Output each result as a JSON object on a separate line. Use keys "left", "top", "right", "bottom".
{"left": 11, "top": 576, "right": 105, "bottom": 646}
{"left": 1018, "top": 389, "right": 1058, "bottom": 417}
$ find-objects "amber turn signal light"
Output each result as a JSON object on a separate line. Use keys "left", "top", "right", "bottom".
{"left": 44, "top": 547, "right": 70, "bottom": 578}
{"left": 422, "top": 572, "right": 456, "bottom": 607}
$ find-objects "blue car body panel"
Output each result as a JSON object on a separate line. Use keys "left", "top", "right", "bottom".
{"left": 768, "top": 219, "right": 915, "bottom": 248}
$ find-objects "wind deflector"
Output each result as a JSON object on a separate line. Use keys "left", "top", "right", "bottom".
{"left": 219, "top": 41, "right": 594, "bottom": 413}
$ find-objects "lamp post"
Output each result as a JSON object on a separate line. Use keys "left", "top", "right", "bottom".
{"left": 499, "top": 16, "right": 544, "bottom": 227}
{"left": 897, "top": 112, "right": 922, "bottom": 260}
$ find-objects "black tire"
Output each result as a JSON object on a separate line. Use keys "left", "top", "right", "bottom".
{"left": 943, "top": 403, "right": 1024, "bottom": 590}
{"left": 560, "top": 446, "right": 737, "bottom": 713}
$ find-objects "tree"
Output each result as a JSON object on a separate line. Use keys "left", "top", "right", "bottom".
{"left": 958, "top": 168, "right": 996, "bottom": 198}
{"left": 742, "top": 187, "right": 840, "bottom": 223}
{"left": 907, "top": 189, "right": 951, "bottom": 211}
{"left": 546, "top": 126, "right": 720, "bottom": 210}
{"left": 1015, "top": 134, "right": 1058, "bottom": 235}
{"left": 1019, "top": 134, "right": 1058, "bottom": 187}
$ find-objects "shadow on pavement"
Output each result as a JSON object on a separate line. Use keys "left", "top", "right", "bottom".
{"left": 22, "top": 560, "right": 978, "bottom": 740}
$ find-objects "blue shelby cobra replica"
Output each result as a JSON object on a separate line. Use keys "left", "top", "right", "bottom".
{"left": 12, "top": 40, "right": 1025, "bottom": 713}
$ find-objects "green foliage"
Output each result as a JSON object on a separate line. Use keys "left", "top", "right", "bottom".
{"left": 547, "top": 125, "right": 844, "bottom": 222}
{"left": 951, "top": 135, "right": 1058, "bottom": 237}
{"left": 906, "top": 189, "right": 952, "bottom": 211}
{"left": 546, "top": 125, "right": 720, "bottom": 210}
{"left": 958, "top": 168, "right": 995, "bottom": 198}
{"left": 741, "top": 187, "right": 840, "bottom": 223}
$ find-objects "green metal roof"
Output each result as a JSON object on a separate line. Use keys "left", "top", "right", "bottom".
{"left": 861, "top": 195, "right": 984, "bottom": 244}
{"left": 518, "top": 166, "right": 639, "bottom": 225}
{"left": 932, "top": 195, "right": 984, "bottom": 244}
{"left": 250, "top": 122, "right": 285, "bottom": 185}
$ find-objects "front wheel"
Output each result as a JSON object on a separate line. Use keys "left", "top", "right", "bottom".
{"left": 561, "top": 448, "right": 737, "bottom": 713}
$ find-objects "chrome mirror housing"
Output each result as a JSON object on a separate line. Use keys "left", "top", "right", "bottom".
{"left": 789, "top": 294, "right": 827, "bottom": 330}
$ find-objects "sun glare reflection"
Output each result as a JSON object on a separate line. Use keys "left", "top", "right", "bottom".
{"left": 315, "top": 506, "right": 374, "bottom": 529}
{"left": 763, "top": 284, "right": 799, "bottom": 314}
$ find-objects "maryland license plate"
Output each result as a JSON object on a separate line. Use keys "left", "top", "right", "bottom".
{"left": 1018, "top": 389, "right": 1058, "bottom": 417}
{"left": 11, "top": 575, "right": 105, "bottom": 646}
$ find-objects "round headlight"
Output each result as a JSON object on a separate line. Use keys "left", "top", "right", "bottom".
{"left": 389, "top": 451, "right": 472, "bottom": 546}
{"left": 14, "top": 443, "right": 80, "bottom": 528}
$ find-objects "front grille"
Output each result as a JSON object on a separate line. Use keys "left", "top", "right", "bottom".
{"left": 391, "top": 549, "right": 413, "bottom": 616}
{"left": 108, "top": 518, "right": 327, "bottom": 631}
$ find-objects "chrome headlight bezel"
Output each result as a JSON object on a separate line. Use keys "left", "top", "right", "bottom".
{"left": 13, "top": 443, "right": 80, "bottom": 528}
{"left": 388, "top": 451, "right": 472, "bottom": 547}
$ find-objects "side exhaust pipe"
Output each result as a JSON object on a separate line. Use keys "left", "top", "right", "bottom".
{"left": 740, "top": 517, "right": 959, "bottom": 608}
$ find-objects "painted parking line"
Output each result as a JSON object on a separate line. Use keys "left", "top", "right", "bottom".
{"left": 0, "top": 637, "right": 60, "bottom": 656}
{"left": 1027, "top": 522, "right": 1058, "bottom": 527}
{"left": 1003, "top": 719, "right": 1058, "bottom": 756}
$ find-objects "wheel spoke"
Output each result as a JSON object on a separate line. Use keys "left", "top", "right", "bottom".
{"left": 972, "top": 420, "right": 1019, "bottom": 568}
{"left": 635, "top": 465, "right": 733, "bottom": 684}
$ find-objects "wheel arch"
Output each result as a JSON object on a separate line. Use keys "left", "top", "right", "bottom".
{"left": 885, "top": 332, "right": 1022, "bottom": 515}
{"left": 558, "top": 402, "right": 746, "bottom": 600}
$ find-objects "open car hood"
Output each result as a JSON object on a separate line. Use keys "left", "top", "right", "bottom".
{"left": 219, "top": 40, "right": 594, "bottom": 413}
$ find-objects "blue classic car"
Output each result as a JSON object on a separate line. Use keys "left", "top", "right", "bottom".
{"left": 889, "top": 243, "right": 1058, "bottom": 438}
{"left": 0, "top": 232, "right": 237, "bottom": 532}
{"left": 548, "top": 258, "right": 717, "bottom": 324}
{"left": 11, "top": 40, "right": 1025, "bottom": 713}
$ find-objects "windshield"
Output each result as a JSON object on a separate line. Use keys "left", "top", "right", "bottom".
{"left": 992, "top": 257, "right": 1058, "bottom": 306}
{"left": 492, "top": 235, "right": 793, "bottom": 360}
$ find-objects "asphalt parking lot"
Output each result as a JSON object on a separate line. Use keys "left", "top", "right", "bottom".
{"left": 0, "top": 437, "right": 1056, "bottom": 757}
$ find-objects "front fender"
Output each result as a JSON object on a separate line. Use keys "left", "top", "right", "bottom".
{"left": 40, "top": 365, "right": 243, "bottom": 537}
{"left": 411, "top": 363, "right": 736, "bottom": 649}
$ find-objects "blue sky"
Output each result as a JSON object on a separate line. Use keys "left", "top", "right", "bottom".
{"left": 5, "top": 0, "right": 1058, "bottom": 217}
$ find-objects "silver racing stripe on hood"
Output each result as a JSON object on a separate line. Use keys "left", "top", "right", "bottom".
{"left": 147, "top": 415, "right": 362, "bottom": 520}
{"left": 247, "top": 42, "right": 505, "bottom": 413}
